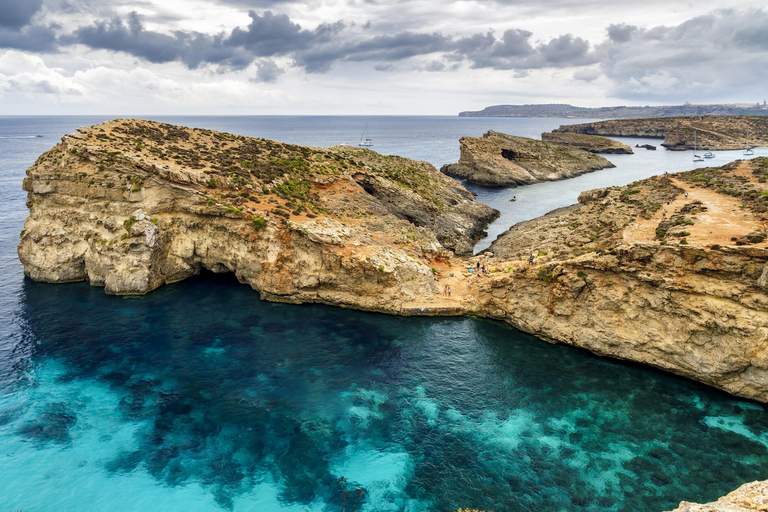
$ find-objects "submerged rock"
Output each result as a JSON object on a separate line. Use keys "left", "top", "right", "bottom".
{"left": 440, "top": 130, "right": 615, "bottom": 187}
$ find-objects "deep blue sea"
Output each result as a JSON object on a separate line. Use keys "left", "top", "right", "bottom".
{"left": 1, "top": 116, "right": 767, "bottom": 512}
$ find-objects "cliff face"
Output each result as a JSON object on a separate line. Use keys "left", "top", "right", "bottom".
{"left": 475, "top": 243, "right": 768, "bottom": 402}
{"left": 440, "top": 130, "right": 615, "bottom": 187}
{"left": 541, "top": 131, "right": 633, "bottom": 154}
{"left": 18, "top": 119, "right": 497, "bottom": 308}
{"left": 18, "top": 121, "right": 768, "bottom": 406}
{"left": 555, "top": 116, "right": 768, "bottom": 151}
{"left": 666, "top": 479, "right": 768, "bottom": 511}
{"left": 481, "top": 167, "right": 768, "bottom": 401}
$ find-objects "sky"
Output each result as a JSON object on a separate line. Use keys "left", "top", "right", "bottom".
{"left": 0, "top": 0, "right": 767, "bottom": 115}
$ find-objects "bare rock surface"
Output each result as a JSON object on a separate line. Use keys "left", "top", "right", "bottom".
{"left": 541, "top": 131, "right": 633, "bottom": 154}
{"left": 554, "top": 116, "right": 768, "bottom": 151}
{"left": 18, "top": 120, "right": 768, "bottom": 407}
{"left": 666, "top": 479, "right": 768, "bottom": 512}
{"left": 439, "top": 130, "right": 615, "bottom": 187}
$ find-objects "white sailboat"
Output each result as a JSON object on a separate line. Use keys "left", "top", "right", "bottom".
{"left": 358, "top": 125, "right": 373, "bottom": 147}
{"left": 693, "top": 131, "right": 704, "bottom": 162}
{"left": 744, "top": 128, "right": 754, "bottom": 156}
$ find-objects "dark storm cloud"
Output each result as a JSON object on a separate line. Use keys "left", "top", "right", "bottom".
{"left": 69, "top": 11, "right": 252, "bottom": 69}
{"left": 451, "top": 29, "right": 595, "bottom": 70}
{"left": 228, "top": 10, "right": 313, "bottom": 56}
{"left": 0, "top": 25, "right": 58, "bottom": 52}
{"left": 0, "top": 0, "right": 44, "bottom": 29}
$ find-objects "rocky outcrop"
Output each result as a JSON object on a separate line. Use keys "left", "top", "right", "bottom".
{"left": 18, "top": 121, "right": 768, "bottom": 405}
{"left": 18, "top": 119, "right": 497, "bottom": 306}
{"left": 554, "top": 116, "right": 768, "bottom": 151}
{"left": 481, "top": 171, "right": 768, "bottom": 402}
{"left": 440, "top": 130, "right": 615, "bottom": 187}
{"left": 666, "top": 479, "right": 768, "bottom": 511}
{"left": 475, "top": 243, "right": 768, "bottom": 402}
{"left": 541, "top": 131, "right": 633, "bottom": 154}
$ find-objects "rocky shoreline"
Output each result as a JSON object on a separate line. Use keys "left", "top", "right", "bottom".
{"left": 18, "top": 120, "right": 768, "bottom": 404}
{"left": 554, "top": 115, "right": 768, "bottom": 151}
{"left": 440, "top": 130, "right": 615, "bottom": 187}
{"left": 18, "top": 119, "right": 768, "bottom": 511}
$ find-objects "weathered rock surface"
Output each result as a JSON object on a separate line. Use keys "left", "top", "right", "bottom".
{"left": 555, "top": 116, "right": 768, "bottom": 151}
{"left": 440, "top": 130, "right": 615, "bottom": 187}
{"left": 666, "top": 479, "right": 768, "bottom": 512}
{"left": 481, "top": 169, "right": 768, "bottom": 402}
{"left": 19, "top": 119, "right": 498, "bottom": 306}
{"left": 18, "top": 121, "right": 768, "bottom": 406}
{"left": 541, "top": 131, "right": 633, "bottom": 154}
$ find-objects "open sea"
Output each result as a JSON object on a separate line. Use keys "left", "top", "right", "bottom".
{"left": 1, "top": 116, "right": 767, "bottom": 512}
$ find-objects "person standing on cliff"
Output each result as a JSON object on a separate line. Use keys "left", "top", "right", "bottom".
{"left": 447, "top": 286, "right": 452, "bottom": 298}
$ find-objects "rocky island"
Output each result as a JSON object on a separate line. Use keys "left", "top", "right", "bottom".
{"left": 19, "top": 120, "right": 768, "bottom": 404}
{"left": 18, "top": 119, "right": 498, "bottom": 305}
{"left": 439, "top": 130, "right": 615, "bottom": 187}
{"left": 555, "top": 115, "right": 768, "bottom": 151}
{"left": 541, "top": 131, "right": 633, "bottom": 154}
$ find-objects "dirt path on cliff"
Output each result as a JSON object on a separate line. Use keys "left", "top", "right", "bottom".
{"left": 623, "top": 173, "right": 768, "bottom": 246}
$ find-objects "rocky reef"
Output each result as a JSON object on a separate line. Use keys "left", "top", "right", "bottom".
{"left": 541, "top": 131, "right": 633, "bottom": 154}
{"left": 18, "top": 119, "right": 497, "bottom": 307}
{"left": 18, "top": 121, "right": 768, "bottom": 406}
{"left": 439, "top": 130, "right": 615, "bottom": 187}
{"left": 555, "top": 116, "right": 768, "bottom": 151}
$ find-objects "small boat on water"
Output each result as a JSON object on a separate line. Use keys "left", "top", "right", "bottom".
{"left": 692, "top": 131, "right": 704, "bottom": 162}
{"left": 703, "top": 151, "right": 715, "bottom": 159}
{"left": 744, "top": 128, "right": 754, "bottom": 156}
{"left": 358, "top": 125, "right": 373, "bottom": 147}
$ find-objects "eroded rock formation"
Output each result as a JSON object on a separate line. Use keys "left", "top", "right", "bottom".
{"left": 666, "top": 479, "right": 768, "bottom": 512}
{"left": 541, "top": 131, "right": 633, "bottom": 154}
{"left": 555, "top": 116, "right": 768, "bottom": 151}
{"left": 439, "top": 130, "right": 615, "bottom": 187}
{"left": 18, "top": 119, "right": 497, "bottom": 308}
{"left": 18, "top": 120, "right": 768, "bottom": 406}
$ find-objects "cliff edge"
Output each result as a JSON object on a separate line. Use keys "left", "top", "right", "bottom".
{"left": 555, "top": 116, "right": 768, "bottom": 151}
{"left": 440, "top": 130, "right": 615, "bottom": 187}
{"left": 18, "top": 119, "right": 498, "bottom": 311}
{"left": 18, "top": 120, "right": 768, "bottom": 405}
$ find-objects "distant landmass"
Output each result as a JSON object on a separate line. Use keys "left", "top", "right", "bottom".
{"left": 459, "top": 103, "right": 768, "bottom": 119}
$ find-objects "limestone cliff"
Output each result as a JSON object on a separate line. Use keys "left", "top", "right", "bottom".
{"left": 18, "top": 119, "right": 497, "bottom": 308}
{"left": 666, "top": 479, "right": 768, "bottom": 511}
{"left": 18, "top": 121, "right": 768, "bottom": 406}
{"left": 555, "top": 116, "right": 768, "bottom": 151}
{"left": 439, "top": 130, "right": 615, "bottom": 187}
{"left": 480, "top": 167, "right": 768, "bottom": 402}
{"left": 541, "top": 131, "right": 633, "bottom": 154}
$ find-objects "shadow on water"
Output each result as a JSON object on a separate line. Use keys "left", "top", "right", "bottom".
{"left": 6, "top": 272, "right": 768, "bottom": 511}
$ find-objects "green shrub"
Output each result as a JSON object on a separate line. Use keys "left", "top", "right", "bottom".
{"left": 123, "top": 218, "right": 135, "bottom": 232}
{"left": 536, "top": 266, "right": 558, "bottom": 283}
{"left": 252, "top": 216, "right": 266, "bottom": 231}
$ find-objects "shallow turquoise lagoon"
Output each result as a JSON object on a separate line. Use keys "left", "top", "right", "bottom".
{"left": 1, "top": 274, "right": 767, "bottom": 511}
{"left": 2, "top": 116, "right": 768, "bottom": 511}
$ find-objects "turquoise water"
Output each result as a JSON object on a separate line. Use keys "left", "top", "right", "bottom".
{"left": 1, "top": 116, "right": 767, "bottom": 511}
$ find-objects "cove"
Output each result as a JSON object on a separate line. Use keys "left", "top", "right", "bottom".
{"left": 2, "top": 271, "right": 767, "bottom": 511}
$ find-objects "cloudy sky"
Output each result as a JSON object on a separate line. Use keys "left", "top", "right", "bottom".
{"left": 1, "top": 0, "right": 767, "bottom": 115}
